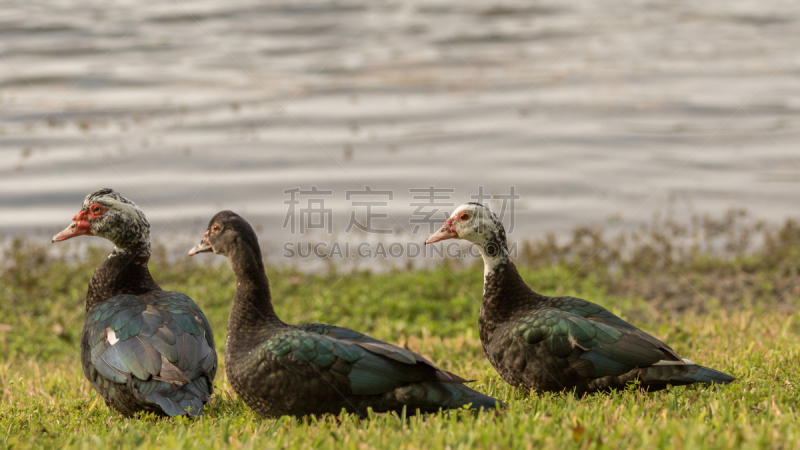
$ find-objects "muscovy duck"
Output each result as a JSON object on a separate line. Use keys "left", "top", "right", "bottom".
{"left": 188, "top": 210, "right": 503, "bottom": 417}
{"left": 53, "top": 188, "right": 217, "bottom": 417}
{"left": 426, "top": 202, "right": 735, "bottom": 394}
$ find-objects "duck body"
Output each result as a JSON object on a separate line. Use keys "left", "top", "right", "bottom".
{"left": 191, "top": 210, "right": 502, "bottom": 417}
{"left": 225, "top": 322, "right": 496, "bottom": 416}
{"left": 428, "top": 202, "right": 735, "bottom": 394}
{"left": 479, "top": 259, "right": 734, "bottom": 394}
{"left": 55, "top": 189, "right": 217, "bottom": 417}
{"left": 82, "top": 290, "right": 216, "bottom": 417}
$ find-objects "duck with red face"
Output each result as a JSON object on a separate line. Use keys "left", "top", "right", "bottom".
{"left": 53, "top": 188, "right": 217, "bottom": 418}
{"left": 427, "top": 202, "right": 734, "bottom": 395}
{"left": 53, "top": 189, "right": 149, "bottom": 253}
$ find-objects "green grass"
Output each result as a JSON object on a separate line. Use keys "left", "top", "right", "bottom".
{"left": 1, "top": 226, "right": 799, "bottom": 449}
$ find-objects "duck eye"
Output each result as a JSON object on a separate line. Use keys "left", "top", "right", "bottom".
{"left": 212, "top": 224, "right": 220, "bottom": 232}
{"left": 460, "top": 213, "right": 469, "bottom": 221}
{"left": 91, "top": 205, "right": 104, "bottom": 215}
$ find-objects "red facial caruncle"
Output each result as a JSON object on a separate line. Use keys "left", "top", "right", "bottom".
{"left": 425, "top": 216, "right": 459, "bottom": 244}
{"left": 86, "top": 203, "right": 107, "bottom": 219}
{"left": 445, "top": 217, "right": 457, "bottom": 231}
{"left": 52, "top": 203, "right": 106, "bottom": 243}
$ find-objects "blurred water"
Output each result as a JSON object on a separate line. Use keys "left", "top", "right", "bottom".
{"left": 1, "top": 0, "right": 800, "bottom": 258}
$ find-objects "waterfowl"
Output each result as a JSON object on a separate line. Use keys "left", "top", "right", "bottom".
{"left": 426, "top": 202, "right": 735, "bottom": 394}
{"left": 53, "top": 188, "right": 217, "bottom": 417}
{"left": 189, "top": 210, "right": 503, "bottom": 417}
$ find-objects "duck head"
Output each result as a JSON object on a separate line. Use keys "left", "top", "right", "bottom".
{"left": 52, "top": 188, "right": 150, "bottom": 253}
{"left": 188, "top": 210, "right": 260, "bottom": 258}
{"left": 427, "top": 202, "right": 510, "bottom": 272}
{"left": 427, "top": 202, "right": 506, "bottom": 246}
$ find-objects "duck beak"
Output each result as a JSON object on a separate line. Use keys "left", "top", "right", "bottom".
{"left": 425, "top": 219, "right": 458, "bottom": 244}
{"left": 188, "top": 231, "right": 213, "bottom": 256}
{"left": 52, "top": 210, "right": 92, "bottom": 242}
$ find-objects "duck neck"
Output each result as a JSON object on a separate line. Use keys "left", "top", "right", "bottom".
{"left": 86, "top": 242, "right": 158, "bottom": 311}
{"left": 478, "top": 238, "right": 539, "bottom": 327}
{"left": 477, "top": 238, "right": 511, "bottom": 282}
{"left": 227, "top": 243, "right": 283, "bottom": 333}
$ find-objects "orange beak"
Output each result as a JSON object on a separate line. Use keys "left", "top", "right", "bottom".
{"left": 426, "top": 218, "right": 458, "bottom": 244}
{"left": 52, "top": 210, "right": 92, "bottom": 242}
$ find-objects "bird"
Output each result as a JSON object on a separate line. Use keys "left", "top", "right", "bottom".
{"left": 188, "top": 210, "right": 503, "bottom": 417}
{"left": 425, "top": 202, "right": 735, "bottom": 395}
{"left": 53, "top": 188, "right": 217, "bottom": 417}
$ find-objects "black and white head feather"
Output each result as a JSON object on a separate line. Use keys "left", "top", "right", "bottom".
{"left": 82, "top": 188, "right": 150, "bottom": 253}
{"left": 448, "top": 202, "right": 510, "bottom": 275}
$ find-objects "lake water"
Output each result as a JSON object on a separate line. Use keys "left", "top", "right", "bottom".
{"left": 2, "top": 0, "right": 800, "bottom": 262}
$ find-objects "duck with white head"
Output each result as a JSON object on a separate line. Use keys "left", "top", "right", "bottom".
{"left": 427, "top": 202, "right": 735, "bottom": 394}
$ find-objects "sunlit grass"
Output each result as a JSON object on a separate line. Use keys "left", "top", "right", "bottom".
{"left": 2, "top": 209, "right": 800, "bottom": 448}
{"left": 1, "top": 303, "right": 796, "bottom": 449}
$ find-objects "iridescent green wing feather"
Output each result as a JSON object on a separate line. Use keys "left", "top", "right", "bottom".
{"left": 266, "top": 327, "right": 459, "bottom": 396}
{"left": 510, "top": 296, "right": 680, "bottom": 377}
{"left": 85, "top": 292, "right": 217, "bottom": 416}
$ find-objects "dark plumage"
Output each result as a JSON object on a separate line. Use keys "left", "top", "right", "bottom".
{"left": 426, "top": 202, "right": 735, "bottom": 394}
{"left": 188, "top": 210, "right": 503, "bottom": 417}
{"left": 54, "top": 189, "right": 217, "bottom": 417}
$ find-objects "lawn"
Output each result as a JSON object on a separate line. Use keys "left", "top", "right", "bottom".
{"left": 1, "top": 212, "right": 799, "bottom": 449}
